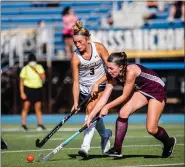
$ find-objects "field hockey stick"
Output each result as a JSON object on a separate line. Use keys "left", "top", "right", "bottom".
{"left": 38, "top": 116, "right": 100, "bottom": 161}
{"left": 35, "top": 94, "right": 91, "bottom": 148}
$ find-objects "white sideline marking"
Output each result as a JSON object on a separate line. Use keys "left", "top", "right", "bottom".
{"left": 50, "top": 138, "right": 66, "bottom": 140}
{"left": 2, "top": 125, "right": 184, "bottom": 132}
{"left": 108, "top": 163, "right": 185, "bottom": 167}
{"left": 2, "top": 128, "right": 184, "bottom": 139}
{"left": 51, "top": 135, "right": 184, "bottom": 140}
{"left": 1, "top": 143, "right": 184, "bottom": 154}
{"left": 25, "top": 135, "right": 42, "bottom": 138}
{"left": 1, "top": 128, "right": 79, "bottom": 132}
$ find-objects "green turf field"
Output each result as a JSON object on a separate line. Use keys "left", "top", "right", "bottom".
{"left": 1, "top": 123, "right": 184, "bottom": 167}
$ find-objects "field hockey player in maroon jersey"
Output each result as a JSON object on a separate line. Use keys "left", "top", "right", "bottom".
{"left": 87, "top": 52, "right": 176, "bottom": 158}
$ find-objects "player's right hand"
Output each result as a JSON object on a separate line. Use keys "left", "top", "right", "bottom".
{"left": 21, "top": 93, "right": 27, "bottom": 100}
{"left": 71, "top": 104, "right": 80, "bottom": 113}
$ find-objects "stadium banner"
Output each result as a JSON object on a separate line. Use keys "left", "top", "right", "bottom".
{"left": 90, "top": 28, "right": 184, "bottom": 58}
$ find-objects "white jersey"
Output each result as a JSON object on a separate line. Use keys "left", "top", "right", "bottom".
{"left": 75, "top": 42, "right": 106, "bottom": 95}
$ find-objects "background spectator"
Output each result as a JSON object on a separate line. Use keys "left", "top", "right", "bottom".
{"left": 62, "top": 6, "right": 78, "bottom": 59}
{"left": 167, "top": 1, "right": 185, "bottom": 22}
{"left": 37, "top": 20, "right": 49, "bottom": 55}
{"left": 107, "top": 14, "right": 114, "bottom": 28}
{"left": 19, "top": 53, "right": 46, "bottom": 131}
{"left": 143, "top": 1, "right": 158, "bottom": 22}
{"left": 46, "top": 1, "right": 59, "bottom": 7}
{"left": 32, "top": 1, "right": 45, "bottom": 7}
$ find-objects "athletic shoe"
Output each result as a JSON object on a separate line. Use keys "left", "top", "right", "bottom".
{"left": 104, "top": 146, "right": 123, "bottom": 157}
{"left": 162, "top": 136, "right": 176, "bottom": 158}
{"left": 36, "top": 125, "right": 46, "bottom": 131}
{"left": 1, "top": 139, "right": 8, "bottom": 150}
{"left": 20, "top": 125, "right": 28, "bottom": 131}
{"left": 101, "top": 129, "right": 112, "bottom": 153}
{"left": 78, "top": 145, "right": 89, "bottom": 158}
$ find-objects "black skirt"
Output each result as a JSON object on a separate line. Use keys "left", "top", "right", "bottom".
{"left": 24, "top": 86, "right": 42, "bottom": 104}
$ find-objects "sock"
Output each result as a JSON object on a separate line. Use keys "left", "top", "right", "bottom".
{"left": 114, "top": 117, "right": 128, "bottom": 149}
{"left": 81, "top": 115, "right": 96, "bottom": 151}
{"left": 95, "top": 118, "right": 106, "bottom": 138}
{"left": 152, "top": 126, "right": 170, "bottom": 145}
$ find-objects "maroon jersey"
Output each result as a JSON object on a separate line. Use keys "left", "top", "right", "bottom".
{"left": 134, "top": 64, "right": 166, "bottom": 103}
{"left": 108, "top": 64, "right": 166, "bottom": 103}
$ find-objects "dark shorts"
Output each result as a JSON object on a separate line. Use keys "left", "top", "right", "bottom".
{"left": 78, "top": 93, "right": 89, "bottom": 113}
{"left": 24, "top": 86, "right": 42, "bottom": 104}
{"left": 136, "top": 87, "right": 167, "bottom": 103}
{"left": 79, "top": 85, "right": 106, "bottom": 111}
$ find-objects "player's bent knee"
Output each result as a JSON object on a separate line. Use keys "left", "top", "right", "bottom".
{"left": 119, "top": 110, "right": 130, "bottom": 118}
{"left": 146, "top": 126, "right": 158, "bottom": 135}
{"left": 86, "top": 105, "right": 93, "bottom": 114}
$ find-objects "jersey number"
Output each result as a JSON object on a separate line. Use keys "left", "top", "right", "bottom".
{"left": 90, "top": 68, "right": 95, "bottom": 75}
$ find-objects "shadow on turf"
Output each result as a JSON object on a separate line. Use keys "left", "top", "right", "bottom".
{"left": 113, "top": 154, "right": 161, "bottom": 160}
{"left": 68, "top": 154, "right": 107, "bottom": 160}
{"left": 40, "top": 154, "right": 162, "bottom": 162}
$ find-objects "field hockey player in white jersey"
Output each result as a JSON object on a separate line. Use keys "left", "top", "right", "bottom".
{"left": 71, "top": 20, "right": 112, "bottom": 158}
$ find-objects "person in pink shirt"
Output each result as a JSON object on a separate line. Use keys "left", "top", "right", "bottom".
{"left": 62, "top": 7, "right": 78, "bottom": 58}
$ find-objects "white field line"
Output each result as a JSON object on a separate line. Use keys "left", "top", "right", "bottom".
{"left": 1, "top": 128, "right": 79, "bottom": 132}
{"left": 1, "top": 143, "right": 184, "bottom": 154}
{"left": 50, "top": 138, "right": 66, "bottom": 140}
{"left": 50, "top": 135, "right": 184, "bottom": 140}
{"left": 21, "top": 135, "right": 67, "bottom": 140}
{"left": 107, "top": 163, "right": 185, "bottom": 167}
{"left": 2, "top": 126, "right": 184, "bottom": 132}
{"left": 7, "top": 134, "right": 185, "bottom": 140}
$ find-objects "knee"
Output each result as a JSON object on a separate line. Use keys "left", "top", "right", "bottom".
{"left": 86, "top": 105, "right": 93, "bottom": 115}
{"left": 119, "top": 109, "right": 130, "bottom": 118}
{"left": 22, "top": 103, "right": 30, "bottom": 112}
{"left": 35, "top": 106, "right": 42, "bottom": 112}
{"left": 146, "top": 125, "right": 158, "bottom": 135}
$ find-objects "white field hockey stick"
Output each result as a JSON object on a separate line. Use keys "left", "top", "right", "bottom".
{"left": 38, "top": 116, "right": 100, "bottom": 161}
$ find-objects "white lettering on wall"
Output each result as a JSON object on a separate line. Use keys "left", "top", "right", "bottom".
{"left": 90, "top": 28, "right": 184, "bottom": 52}
{"left": 175, "top": 28, "right": 184, "bottom": 49}
{"left": 166, "top": 29, "right": 175, "bottom": 50}
{"left": 157, "top": 29, "right": 166, "bottom": 50}
{"left": 133, "top": 29, "right": 143, "bottom": 50}
{"left": 149, "top": 29, "right": 157, "bottom": 50}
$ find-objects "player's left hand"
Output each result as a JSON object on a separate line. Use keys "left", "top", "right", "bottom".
{"left": 99, "top": 105, "right": 109, "bottom": 118}
{"left": 86, "top": 115, "right": 93, "bottom": 128}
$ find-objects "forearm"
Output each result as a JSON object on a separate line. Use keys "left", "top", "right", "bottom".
{"left": 19, "top": 79, "right": 24, "bottom": 94}
{"left": 40, "top": 73, "right": 46, "bottom": 82}
{"left": 106, "top": 72, "right": 136, "bottom": 109}
{"left": 89, "top": 85, "right": 112, "bottom": 118}
{"left": 95, "top": 74, "right": 106, "bottom": 86}
{"left": 106, "top": 95, "right": 127, "bottom": 109}
{"left": 73, "top": 82, "right": 80, "bottom": 105}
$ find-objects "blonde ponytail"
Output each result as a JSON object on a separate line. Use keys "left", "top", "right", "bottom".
{"left": 72, "top": 20, "right": 90, "bottom": 37}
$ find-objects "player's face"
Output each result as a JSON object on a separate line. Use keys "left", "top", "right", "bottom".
{"left": 73, "top": 35, "right": 87, "bottom": 52}
{"left": 107, "top": 62, "right": 122, "bottom": 78}
{"left": 68, "top": 9, "right": 74, "bottom": 15}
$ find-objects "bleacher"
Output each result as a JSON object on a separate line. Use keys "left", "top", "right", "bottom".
{"left": 1, "top": 1, "right": 184, "bottom": 54}
{"left": 1, "top": 1, "right": 113, "bottom": 53}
